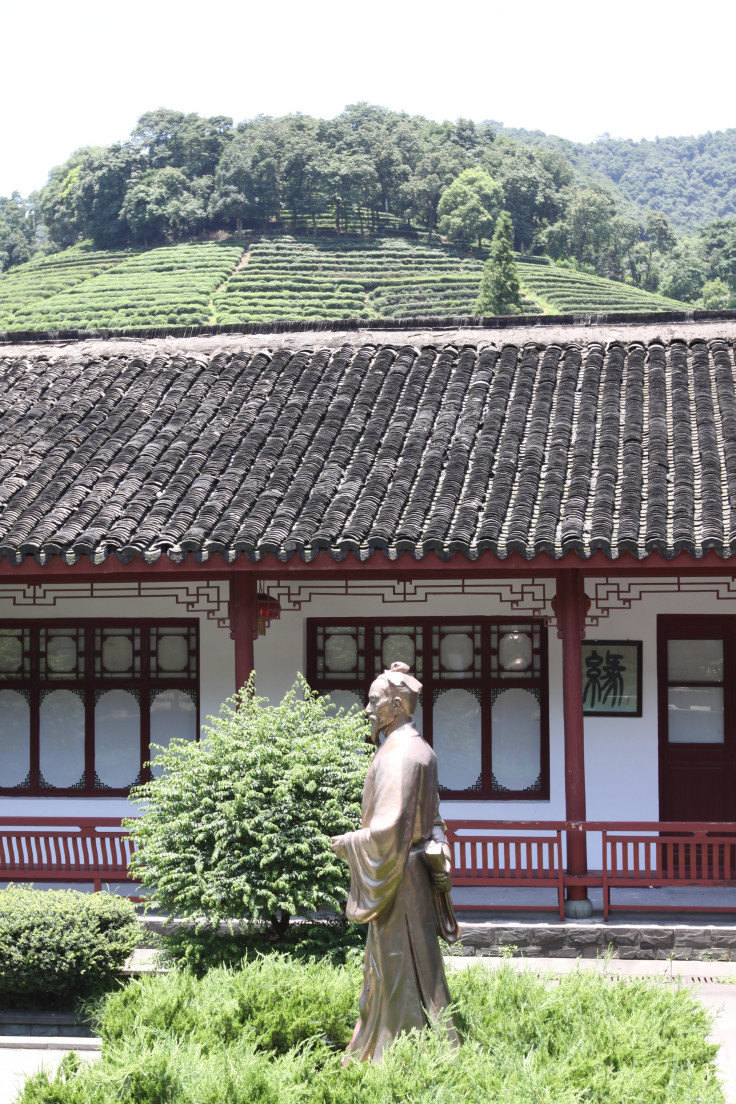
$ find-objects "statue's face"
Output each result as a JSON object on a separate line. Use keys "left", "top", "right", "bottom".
{"left": 365, "top": 677, "right": 397, "bottom": 742}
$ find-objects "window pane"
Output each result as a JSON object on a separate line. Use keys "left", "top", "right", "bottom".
{"left": 498, "top": 631, "right": 533, "bottom": 673}
{"left": 157, "top": 633, "right": 188, "bottom": 672}
{"left": 151, "top": 626, "right": 197, "bottom": 679}
{"left": 668, "top": 640, "right": 723, "bottom": 683}
{"left": 39, "top": 689, "right": 85, "bottom": 787}
{"left": 440, "top": 633, "right": 474, "bottom": 673}
{"left": 0, "top": 630, "right": 27, "bottom": 678}
{"left": 96, "top": 627, "right": 140, "bottom": 678}
{"left": 381, "top": 633, "right": 416, "bottom": 671}
{"left": 668, "top": 687, "right": 724, "bottom": 743}
{"left": 433, "top": 688, "right": 481, "bottom": 792}
{"left": 325, "top": 631, "right": 358, "bottom": 673}
{"left": 95, "top": 689, "right": 141, "bottom": 788}
{"left": 150, "top": 689, "right": 196, "bottom": 776}
{"left": 0, "top": 689, "right": 30, "bottom": 787}
{"left": 326, "top": 690, "right": 364, "bottom": 714}
{"left": 492, "top": 688, "right": 541, "bottom": 790}
{"left": 41, "top": 627, "right": 85, "bottom": 679}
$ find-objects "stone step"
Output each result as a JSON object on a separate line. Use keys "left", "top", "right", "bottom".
{"left": 0, "top": 1013, "right": 96, "bottom": 1039}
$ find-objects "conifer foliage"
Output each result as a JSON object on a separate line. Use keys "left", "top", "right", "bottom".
{"left": 475, "top": 211, "right": 522, "bottom": 315}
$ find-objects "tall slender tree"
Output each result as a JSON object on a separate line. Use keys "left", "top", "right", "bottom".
{"left": 475, "top": 211, "right": 522, "bottom": 315}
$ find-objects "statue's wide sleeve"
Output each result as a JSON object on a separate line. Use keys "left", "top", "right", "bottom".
{"left": 341, "top": 747, "right": 422, "bottom": 924}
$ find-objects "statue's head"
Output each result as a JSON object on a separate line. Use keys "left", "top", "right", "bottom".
{"left": 365, "top": 661, "right": 423, "bottom": 744}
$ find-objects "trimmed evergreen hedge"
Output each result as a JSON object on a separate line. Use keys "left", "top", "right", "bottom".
{"left": 0, "top": 886, "right": 139, "bottom": 1008}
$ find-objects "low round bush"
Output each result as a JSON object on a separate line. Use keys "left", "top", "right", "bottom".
{"left": 0, "top": 886, "right": 139, "bottom": 1008}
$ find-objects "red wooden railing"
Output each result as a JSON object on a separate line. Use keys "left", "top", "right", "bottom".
{"left": 597, "top": 823, "right": 736, "bottom": 920}
{"left": 0, "top": 818, "right": 135, "bottom": 892}
{"left": 2, "top": 818, "right": 736, "bottom": 917}
{"left": 446, "top": 819, "right": 736, "bottom": 917}
{"left": 446, "top": 822, "right": 566, "bottom": 919}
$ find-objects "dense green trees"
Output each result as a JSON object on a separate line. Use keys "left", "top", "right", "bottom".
{"left": 496, "top": 124, "right": 736, "bottom": 234}
{"left": 0, "top": 193, "right": 36, "bottom": 271}
{"left": 437, "top": 168, "right": 504, "bottom": 247}
{"left": 3, "top": 103, "right": 736, "bottom": 312}
{"left": 12, "top": 105, "right": 579, "bottom": 257}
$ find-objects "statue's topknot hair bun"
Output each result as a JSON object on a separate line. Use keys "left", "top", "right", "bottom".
{"left": 383, "top": 662, "right": 422, "bottom": 696}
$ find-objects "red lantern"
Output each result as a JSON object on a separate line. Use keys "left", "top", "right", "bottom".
{"left": 257, "top": 592, "right": 281, "bottom": 636}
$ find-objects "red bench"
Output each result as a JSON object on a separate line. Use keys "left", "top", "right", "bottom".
{"left": 446, "top": 821, "right": 566, "bottom": 920}
{"left": 601, "top": 828, "right": 736, "bottom": 920}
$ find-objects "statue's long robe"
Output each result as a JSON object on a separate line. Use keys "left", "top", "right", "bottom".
{"left": 339, "top": 722, "right": 459, "bottom": 1063}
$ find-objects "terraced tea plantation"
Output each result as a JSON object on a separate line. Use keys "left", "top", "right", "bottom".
{"left": 0, "top": 242, "right": 244, "bottom": 331}
{"left": 214, "top": 236, "right": 502, "bottom": 321}
{"left": 0, "top": 246, "right": 130, "bottom": 329}
{"left": 518, "top": 264, "right": 691, "bottom": 314}
{"left": 0, "top": 235, "right": 692, "bottom": 332}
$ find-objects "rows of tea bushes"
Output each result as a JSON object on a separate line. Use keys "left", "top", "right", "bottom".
{"left": 214, "top": 236, "right": 491, "bottom": 322}
{"left": 518, "top": 263, "right": 691, "bottom": 314}
{"left": 0, "top": 246, "right": 130, "bottom": 330}
{"left": 3, "top": 242, "right": 245, "bottom": 331}
{"left": 0, "top": 234, "right": 695, "bottom": 333}
{"left": 371, "top": 277, "right": 541, "bottom": 316}
{"left": 215, "top": 236, "right": 689, "bottom": 321}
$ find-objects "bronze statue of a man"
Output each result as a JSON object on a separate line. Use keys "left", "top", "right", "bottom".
{"left": 331, "top": 661, "right": 461, "bottom": 1063}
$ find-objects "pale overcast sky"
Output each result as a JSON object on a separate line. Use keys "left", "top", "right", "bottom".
{"left": 2, "top": 0, "right": 734, "bottom": 198}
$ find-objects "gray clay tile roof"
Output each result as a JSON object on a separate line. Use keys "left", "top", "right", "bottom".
{"left": 2, "top": 322, "right": 736, "bottom": 564}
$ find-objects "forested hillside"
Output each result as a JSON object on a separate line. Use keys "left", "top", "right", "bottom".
{"left": 496, "top": 125, "right": 736, "bottom": 233}
{"left": 2, "top": 104, "right": 736, "bottom": 315}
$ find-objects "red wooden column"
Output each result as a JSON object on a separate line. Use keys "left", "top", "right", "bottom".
{"left": 554, "top": 569, "right": 593, "bottom": 919}
{"left": 229, "top": 575, "right": 258, "bottom": 693}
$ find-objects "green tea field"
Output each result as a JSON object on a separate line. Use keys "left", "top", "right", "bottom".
{"left": 0, "top": 235, "right": 692, "bottom": 332}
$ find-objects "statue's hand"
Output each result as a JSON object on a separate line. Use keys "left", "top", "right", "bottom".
{"left": 331, "top": 834, "right": 346, "bottom": 857}
{"left": 431, "top": 869, "right": 451, "bottom": 893}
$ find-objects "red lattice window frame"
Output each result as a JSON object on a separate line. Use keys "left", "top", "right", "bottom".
{"left": 306, "top": 617, "right": 549, "bottom": 801}
{"left": 0, "top": 619, "right": 199, "bottom": 798}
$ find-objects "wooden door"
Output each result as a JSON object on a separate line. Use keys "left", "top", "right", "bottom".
{"left": 658, "top": 616, "right": 736, "bottom": 822}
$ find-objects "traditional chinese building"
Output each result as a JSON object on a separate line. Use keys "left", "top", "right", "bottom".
{"left": 3, "top": 315, "right": 736, "bottom": 917}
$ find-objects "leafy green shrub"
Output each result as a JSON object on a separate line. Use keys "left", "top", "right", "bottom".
{"left": 18, "top": 960, "right": 724, "bottom": 1104}
{"left": 0, "top": 887, "right": 139, "bottom": 1009}
{"left": 127, "top": 678, "right": 370, "bottom": 936}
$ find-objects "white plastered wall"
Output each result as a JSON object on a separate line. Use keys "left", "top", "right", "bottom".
{"left": 0, "top": 581, "right": 235, "bottom": 819}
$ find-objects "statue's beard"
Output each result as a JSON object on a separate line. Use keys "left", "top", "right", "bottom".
{"left": 368, "top": 711, "right": 391, "bottom": 743}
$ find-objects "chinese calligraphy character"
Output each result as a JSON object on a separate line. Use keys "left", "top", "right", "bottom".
{"left": 583, "top": 649, "right": 626, "bottom": 709}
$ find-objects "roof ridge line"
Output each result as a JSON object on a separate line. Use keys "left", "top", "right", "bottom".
{"left": 5, "top": 309, "right": 736, "bottom": 347}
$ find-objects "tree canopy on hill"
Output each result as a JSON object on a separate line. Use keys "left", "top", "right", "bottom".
{"left": 2, "top": 104, "right": 736, "bottom": 308}
{"left": 494, "top": 123, "right": 736, "bottom": 234}
{"left": 0, "top": 106, "right": 649, "bottom": 262}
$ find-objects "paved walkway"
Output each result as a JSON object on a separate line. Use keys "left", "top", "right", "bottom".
{"left": 0, "top": 1042, "right": 98, "bottom": 1103}
{"left": 1, "top": 959, "right": 734, "bottom": 1103}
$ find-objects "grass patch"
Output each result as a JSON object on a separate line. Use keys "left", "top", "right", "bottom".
{"left": 18, "top": 957, "right": 724, "bottom": 1103}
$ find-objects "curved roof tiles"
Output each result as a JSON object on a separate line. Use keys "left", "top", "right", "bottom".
{"left": 1, "top": 327, "right": 735, "bottom": 564}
